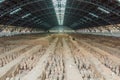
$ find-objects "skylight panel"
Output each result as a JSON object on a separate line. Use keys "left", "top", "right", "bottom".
{"left": 52, "top": 0, "right": 67, "bottom": 25}
{"left": 10, "top": 8, "right": 22, "bottom": 15}
{"left": 22, "top": 13, "right": 31, "bottom": 19}
{"left": 84, "top": 16, "right": 92, "bottom": 21}
{"left": 0, "top": 0, "right": 4, "bottom": 3}
{"left": 98, "top": 7, "right": 110, "bottom": 14}
{"left": 81, "top": 19, "right": 87, "bottom": 22}
{"left": 117, "top": 0, "right": 120, "bottom": 2}
{"left": 34, "top": 19, "right": 41, "bottom": 23}
{"left": 31, "top": 17, "right": 37, "bottom": 20}
{"left": 37, "top": 21, "right": 42, "bottom": 24}
{"left": 89, "top": 13, "right": 99, "bottom": 18}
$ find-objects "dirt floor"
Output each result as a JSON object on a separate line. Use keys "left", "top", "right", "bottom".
{"left": 0, "top": 33, "right": 120, "bottom": 80}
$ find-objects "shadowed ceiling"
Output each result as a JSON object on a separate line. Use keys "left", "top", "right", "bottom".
{"left": 0, "top": 0, "right": 120, "bottom": 30}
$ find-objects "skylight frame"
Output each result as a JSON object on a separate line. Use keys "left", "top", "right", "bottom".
{"left": 52, "top": 0, "right": 67, "bottom": 25}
